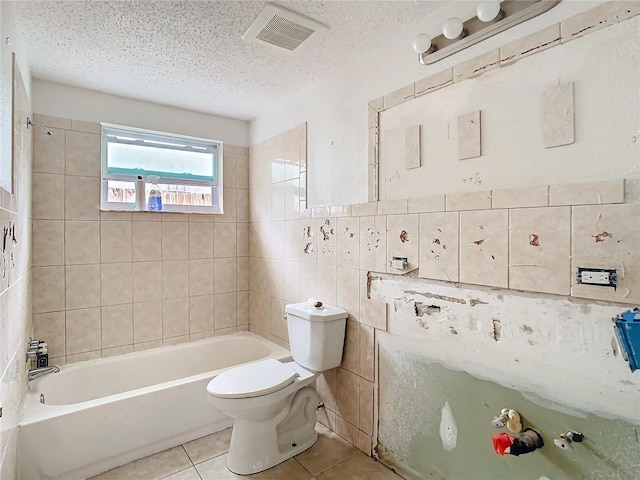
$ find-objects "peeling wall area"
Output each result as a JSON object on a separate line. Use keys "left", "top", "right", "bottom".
{"left": 372, "top": 274, "right": 639, "bottom": 424}
{"left": 378, "top": 342, "right": 640, "bottom": 480}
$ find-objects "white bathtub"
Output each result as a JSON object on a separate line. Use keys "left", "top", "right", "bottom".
{"left": 17, "top": 333, "right": 291, "bottom": 480}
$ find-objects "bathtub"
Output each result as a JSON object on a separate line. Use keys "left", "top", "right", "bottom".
{"left": 17, "top": 333, "right": 291, "bottom": 480}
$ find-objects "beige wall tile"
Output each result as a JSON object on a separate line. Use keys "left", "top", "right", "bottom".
{"left": 214, "top": 258, "right": 237, "bottom": 293}
{"left": 446, "top": 191, "right": 491, "bottom": 211}
{"left": 162, "top": 260, "right": 189, "bottom": 299}
{"left": 299, "top": 219, "right": 318, "bottom": 264}
{"left": 33, "top": 173, "right": 65, "bottom": 219}
{"left": 101, "top": 262, "right": 133, "bottom": 305}
{"left": 284, "top": 261, "right": 300, "bottom": 303}
{"left": 284, "top": 179, "right": 301, "bottom": 220}
{"left": 459, "top": 210, "right": 509, "bottom": 288}
{"left": 66, "top": 264, "right": 101, "bottom": 310}
{"left": 317, "top": 218, "right": 337, "bottom": 267}
{"left": 236, "top": 256, "right": 249, "bottom": 291}
{"left": 65, "top": 175, "right": 100, "bottom": 220}
{"left": 383, "top": 84, "right": 415, "bottom": 110}
{"left": 33, "top": 266, "right": 66, "bottom": 313}
{"left": 190, "top": 294, "right": 214, "bottom": 334}
{"left": 101, "top": 304, "right": 133, "bottom": 348}
{"left": 298, "top": 263, "right": 318, "bottom": 300}
{"left": 336, "top": 217, "right": 359, "bottom": 269}
{"left": 134, "top": 340, "right": 162, "bottom": 351}
{"left": 236, "top": 291, "right": 249, "bottom": 325}
{"left": 101, "top": 211, "right": 132, "bottom": 221}
{"left": 341, "top": 319, "right": 360, "bottom": 375}
{"left": 454, "top": 49, "right": 500, "bottom": 82}
{"left": 33, "top": 113, "right": 71, "bottom": 130}
{"left": 571, "top": 204, "right": 640, "bottom": 303}
{"left": 359, "top": 324, "right": 375, "bottom": 383}
{"left": 65, "top": 220, "right": 100, "bottom": 265}
{"left": 510, "top": 207, "right": 571, "bottom": 295}
{"left": 317, "top": 265, "right": 337, "bottom": 305}
{"left": 336, "top": 368, "right": 360, "bottom": 428}
{"left": 67, "top": 350, "right": 101, "bottom": 363}
{"left": 132, "top": 221, "right": 162, "bottom": 261}
{"left": 543, "top": 83, "right": 574, "bottom": 148}
{"left": 270, "top": 297, "right": 287, "bottom": 340}
{"left": 33, "top": 127, "right": 65, "bottom": 174}
{"left": 330, "top": 205, "right": 351, "bottom": 218}
{"left": 492, "top": 185, "right": 548, "bottom": 209}
{"left": 561, "top": 1, "right": 640, "bottom": 43}
{"left": 408, "top": 195, "right": 445, "bottom": 214}
{"left": 65, "top": 307, "right": 101, "bottom": 354}
{"left": 163, "top": 298, "right": 190, "bottom": 338}
{"left": 215, "top": 292, "right": 237, "bottom": 330}
{"left": 501, "top": 24, "right": 560, "bottom": 65}
{"left": 350, "top": 202, "right": 376, "bottom": 217}
{"left": 386, "top": 214, "right": 419, "bottom": 273}
{"left": 134, "top": 301, "right": 163, "bottom": 342}
{"left": 336, "top": 267, "right": 360, "bottom": 322}
{"left": 189, "top": 258, "right": 214, "bottom": 296}
{"left": 358, "top": 431, "right": 372, "bottom": 456}
{"left": 236, "top": 189, "right": 249, "bottom": 222}
{"left": 101, "top": 220, "right": 132, "bottom": 263}
{"left": 316, "top": 368, "right": 338, "bottom": 412}
{"left": 360, "top": 299, "right": 387, "bottom": 331}
{"left": 377, "top": 199, "right": 407, "bottom": 215}
{"left": 457, "top": 110, "right": 481, "bottom": 160}
{"left": 163, "top": 335, "right": 190, "bottom": 346}
{"left": 271, "top": 181, "right": 286, "bottom": 222}
{"left": 71, "top": 119, "right": 100, "bottom": 134}
{"left": 188, "top": 222, "right": 213, "bottom": 259}
{"left": 223, "top": 154, "right": 237, "bottom": 190}
{"left": 133, "top": 261, "right": 162, "bottom": 302}
{"left": 236, "top": 152, "right": 249, "bottom": 190}
{"left": 161, "top": 213, "right": 188, "bottom": 222}
{"left": 216, "top": 188, "right": 237, "bottom": 223}
{"left": 213, "top": 223, "right": 237, "bottom": 258}
{"left": 236, "top": 223, "right": 249, "bottom": 257}
{"left": 359, "top": 379, "right": 374, "bottom": 436}
{"left": 549, "top": 180, "right": 624, "bottom": 206}
{"left": 103, "top": 345, "right": 134, "bottom": 357}
{"left": 33, "top": 220, "right": 64, "bottom": 266}
{"left": 405, "top": 125, "right": 421, "bottom": 169}
{"left": 65, "top": 130, "right": 100, "bottom": 177}
{"left": 359, "top": 216, "right": 387, "bottom": 272}
{"left": 415, "top": 68, "right": 453, "bottom": 97}
{"left": 162, "top": 221, "right": 189, "bottom": 260}
{"left": 419, "top": 211, "right": 459, "bottom": 282}
{"left": 335, "top": 417, "right": 360, "bottom": 447}
{"left": 190, "top": 331, "right": 213, "bottom": 342}
{"left": 33, "top": 311, "right": 66, "bottom": 357}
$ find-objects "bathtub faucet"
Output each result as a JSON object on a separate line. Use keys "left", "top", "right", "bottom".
{"left": 28, "top": 366, "right": 60, "bottom": 382}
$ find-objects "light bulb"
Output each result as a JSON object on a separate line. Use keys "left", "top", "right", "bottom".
{"left": 477, "top": 1, "right": 501, "bottom": 22}
{"left": 412, "top": 33, "right": 432, "bottom": 54}
{"left": 442, "top": 17, "right": 464, "bottom": 40}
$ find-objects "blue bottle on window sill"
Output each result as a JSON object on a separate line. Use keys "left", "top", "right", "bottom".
{"left": 147, "top": 175, "right": 163, "bottom": 211}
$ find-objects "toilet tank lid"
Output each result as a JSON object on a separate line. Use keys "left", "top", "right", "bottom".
{"left": 285, "top": 300, "right": 348, "bottom": 322}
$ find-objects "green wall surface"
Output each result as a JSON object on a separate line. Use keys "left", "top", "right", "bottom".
{"left": 378, "top": 345, "right": 640, "bottom": 480}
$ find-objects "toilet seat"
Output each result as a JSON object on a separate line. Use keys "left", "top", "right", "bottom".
{"left": 207, "top": 359, "right": 299, "bottom": 399}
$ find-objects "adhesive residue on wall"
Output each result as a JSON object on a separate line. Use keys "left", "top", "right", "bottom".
{"left": 439, "top": 401, "right": 458, "bottom": 451}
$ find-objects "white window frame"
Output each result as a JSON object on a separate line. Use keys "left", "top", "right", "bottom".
{"left": 100, "top": 123, "right": 223, "bottom": 213}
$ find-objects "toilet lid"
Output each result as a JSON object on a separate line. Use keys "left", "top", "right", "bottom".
{"left": 207, "top": 359, "right": 298, "bottom": 399}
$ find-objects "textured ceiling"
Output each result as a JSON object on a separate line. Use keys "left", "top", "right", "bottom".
{"left": 15, "top": 0, "right": 446, "bottom": 121}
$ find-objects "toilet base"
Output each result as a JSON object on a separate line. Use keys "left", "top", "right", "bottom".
{"left": 226, "top": 386, "right": 320, "bottom": 475}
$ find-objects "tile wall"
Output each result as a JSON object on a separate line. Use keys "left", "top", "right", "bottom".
{"left": 248, "top": 123, "right": 638, "bottom": 455}
{"left": 30, "top": 114, "right": 250, "bottom": 364}
{"left": 0, "top": 62, "right": 32, "bottom": 479}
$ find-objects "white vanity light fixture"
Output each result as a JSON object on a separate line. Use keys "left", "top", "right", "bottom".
{"left": 412, "top": 0, "right": 561, "bottom": 65}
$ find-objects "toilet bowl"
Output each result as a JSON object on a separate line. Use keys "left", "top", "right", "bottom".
{"left": 206, "top": 300, "right": 348, "bottom": 475}
{"left": 207, "top": 359, "right": 320, "bottom": 474}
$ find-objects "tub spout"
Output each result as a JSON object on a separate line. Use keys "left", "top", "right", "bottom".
{"left": 28, "top": 366, "right": 60, "bottom": 382}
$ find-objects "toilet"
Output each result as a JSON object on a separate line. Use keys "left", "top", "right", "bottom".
{"left": 207, "top": 300, "right": 348, "bottom": 475}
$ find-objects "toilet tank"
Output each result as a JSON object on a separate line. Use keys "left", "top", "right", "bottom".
{"left": 285, "top": 300, "right": 348, "bottom": 371}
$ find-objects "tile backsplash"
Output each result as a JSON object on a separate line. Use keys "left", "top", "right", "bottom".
{"left": 31, "top": 114, "right": 249, "bottom": 364}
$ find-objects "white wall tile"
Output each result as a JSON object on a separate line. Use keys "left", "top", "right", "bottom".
{"left": 419, "top": 212, "right": 459, "bottom": 282}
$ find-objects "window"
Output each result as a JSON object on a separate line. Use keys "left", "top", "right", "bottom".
{"left": 101, "top": 123, "right": 223, "bottom": 213}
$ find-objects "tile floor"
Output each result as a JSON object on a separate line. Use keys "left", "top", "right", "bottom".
{"left": 89, "top": 423, "right": 401, "bottom": 480}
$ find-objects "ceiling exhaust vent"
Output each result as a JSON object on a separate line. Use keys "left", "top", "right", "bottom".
{"left": 243, "top": 3, "right": 328, "bottom": 55}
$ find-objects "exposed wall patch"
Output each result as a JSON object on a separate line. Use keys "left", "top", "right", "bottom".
{"left": 439, "top": 401, "right": 458, "bottom": 451}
